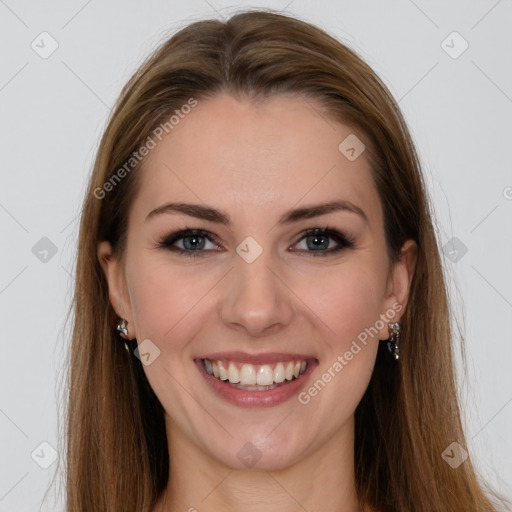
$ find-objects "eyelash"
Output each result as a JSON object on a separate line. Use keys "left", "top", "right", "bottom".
{"left": 157, "top": 227, "right": 355, "bottom": 258}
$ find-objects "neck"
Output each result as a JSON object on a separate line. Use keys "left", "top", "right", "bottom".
{"left": 153, "top": 414, "right": 365, "bottom": 512}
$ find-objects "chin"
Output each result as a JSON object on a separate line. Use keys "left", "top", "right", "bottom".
{"left": 206, "top": 429, "right": 308, "bottom": 471}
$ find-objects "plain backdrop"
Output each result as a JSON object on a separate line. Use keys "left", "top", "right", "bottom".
{"left": 0, "top": 1, "right": 511, "bottom": 510}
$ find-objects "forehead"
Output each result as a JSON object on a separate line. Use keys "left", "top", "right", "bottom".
{"left": 129, "top": 93, "right": 382, "bottom": 229}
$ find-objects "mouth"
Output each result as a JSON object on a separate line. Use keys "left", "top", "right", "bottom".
{"left": 194, "top": 352, "right": 318, "bottom": 407}
{"left": 203, "top": 358, "right": 307, "bottom": 390}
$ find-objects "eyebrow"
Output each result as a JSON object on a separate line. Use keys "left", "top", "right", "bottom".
{"left": 146, "top": 199, "right": 368, "bottom": 226}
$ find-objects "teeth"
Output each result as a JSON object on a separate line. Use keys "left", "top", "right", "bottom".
{"left": 218, "top": 361, "right": 229, "bottom": 381}
{"left": 256, "top": 365, "right": 274, "bottom": 386}
{"left": 203, "top": 358, "right": 308, "bottom": 386}
{"left": 212, "top": 361, "right": 219, "bottom": 378}
{"left": 228, "top": 362, "right": 240, "bottom": 383}
{"left": 274, "top": 362, "right": 285, "bottom": 383}
{"left": 285, "top": 362, "right": 294, "bottom": 381}
{"left": 240, "top": 364, "right": 257, "bottom": 385}
{"left": 230, "top": 383, "right": 278, "bottom": 391}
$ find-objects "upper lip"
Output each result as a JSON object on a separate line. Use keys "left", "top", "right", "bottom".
{"left": 197, "top": 351, "right": 316, "bottom": 365}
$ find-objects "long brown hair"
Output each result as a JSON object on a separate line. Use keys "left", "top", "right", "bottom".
{"left": 59, "top": 9, "right": 508, "bottom": 512}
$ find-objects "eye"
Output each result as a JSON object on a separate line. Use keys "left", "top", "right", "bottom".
{"left": 157, "top": 227, "right": 355, "bottom": 258}
{"left": 292, "top": 227, "right": 355, "bottom": 257}
{"left": 157, "top": 229, "right": 221, "bottom": 257}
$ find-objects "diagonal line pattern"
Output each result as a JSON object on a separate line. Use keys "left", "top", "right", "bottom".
{"left": 469, "top": 205, "right": 499, "bottom": 233}
{"left": 61, "top": 61, "right": 110, "bottom": 109}
{"left": 202, "top": 0, "right": 226, "bottom": 20}
{"left": 59, "top": 211, "right": 81, "bottom": 234}
{"left": 61, "top": 265, "right": 73, "bottom": 277}
{"left": 407, "top": 0, "right": 439, "bottom": 29}
{"left": 471, "top": 396, "right": 512, "bottom": 440}
{"left": 61, "top": 0, "right": 92, "bottom": 29}
{"left": 471, "top": 265, "right": 512, "bottom": 309}
{"left": 265, "top": 408, "right": 295, "bottom": 438}
{"left": 0, "top": 408, "right": 29, "bottom": 439}
{"left": 265, "top": 472, "right": 310, "bottom": 512}
{"left": 0, "top": 203, "right": 29, "bottom": 232}
{"left": 0, "top": 472, "right": 29, "bottom": 502}
{"left": 200, "top": 470, "right": 234, "bottom": 502}
{"left": 472, "top": 60, "right": 512, "bottom": 104}
{"left": 0, "top": 62, "right": 29, "bottom": 92}
{"left": 0, "top": 0, "right": 29, "bottom": 28}
{"left": 0, "top": 266, "right": 28, "bottom": 295}
{"left": 279, "top": 0, "right": 296, "bottom": 13}
{"left": 398, "top": 62, "right": 439, "bottom": 104}
{"left": 471, "top": 0, "right": 503, "bottom": 30}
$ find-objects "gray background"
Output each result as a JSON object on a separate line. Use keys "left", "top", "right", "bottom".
{"left": 1, "top": 0, "right": 511, "bottom": 510}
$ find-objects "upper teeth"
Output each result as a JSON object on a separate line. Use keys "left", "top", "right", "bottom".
{"left": 204, "top": 359, "right": 307, "bottom": 386}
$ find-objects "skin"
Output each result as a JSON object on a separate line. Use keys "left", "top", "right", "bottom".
{"left": 98, "top": 92, "right": 417, "bottom": 512}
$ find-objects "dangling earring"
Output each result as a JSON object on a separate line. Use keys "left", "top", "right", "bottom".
{"left": 116, "top": 318, "right": 130, "bottom": 352}
{"left": 386, "top": 321, "right": 401, "bottom": 360}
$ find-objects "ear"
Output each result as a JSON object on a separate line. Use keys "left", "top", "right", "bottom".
{"left": 97, "top": 241, "right": 135, "bottom": 338}
{"left": 378, "top": 239, "right": 417, "bottom": 338}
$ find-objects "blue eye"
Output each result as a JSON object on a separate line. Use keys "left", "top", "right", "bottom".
{"left": 158, "top": 229, "right": 220, "bottom": 257}
{"left": 158, "top": 227, "right": 355, "bottom": 258}
{"left": 293, "top": 228, "right": 355, "bottom": 256}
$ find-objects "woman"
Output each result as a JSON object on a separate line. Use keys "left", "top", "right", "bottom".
{"left": 64, "top": 9, "right": 508, "bottom": 512}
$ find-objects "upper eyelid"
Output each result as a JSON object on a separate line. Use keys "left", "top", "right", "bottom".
{"left": 162, "top": 228, "right": 219, "bottom": 244}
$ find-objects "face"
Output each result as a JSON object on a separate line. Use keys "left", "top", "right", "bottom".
{"left": 98, "top": 92, "right": 416, "bottom": 471}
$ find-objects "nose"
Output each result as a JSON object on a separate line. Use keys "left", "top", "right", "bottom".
{"left": 219, "top": 249, "right": 294, "bottom": 337}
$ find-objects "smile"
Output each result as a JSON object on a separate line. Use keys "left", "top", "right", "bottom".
{"left": 203, "top": 359, "right": 308, "bottom": 389}
{"left": 195, "top": 353, "right": 317, "bottom": 407}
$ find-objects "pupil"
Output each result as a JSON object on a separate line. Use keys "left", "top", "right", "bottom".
{"left": 185, "top": 236, "right": 205, "bottom": 250}
{"left": 309, "top": 235, "right": 328, "bottom": 250}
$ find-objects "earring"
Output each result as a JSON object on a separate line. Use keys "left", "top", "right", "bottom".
{"left": 386, "top": 321, "right": 401, "bottom": 361}
{"left": 116, "top": 318, "right": 130, "bottom": 352}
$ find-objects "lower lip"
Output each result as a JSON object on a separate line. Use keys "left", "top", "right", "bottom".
{"left": 194, "top": 359, "right": 317, "bottom": 408}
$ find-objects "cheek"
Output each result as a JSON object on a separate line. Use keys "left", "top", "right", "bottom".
{"left": 294, "top": 260, "right": 385, "bottom": 405}
{"left": 124, "top": 257, "right": 216, "bottom": 423}
{"left": 127, "top": 251, "right": 388, "bottom": 356}
{"left": 301, "top": 260, "right": 387, "bottom": 349}
{"left": 126, "top": 256, "right": 217, "bottom": 353}
{"left": 130, "top": 274, "right": 177, "bottom": 341}
{"left": 295, "top": 270, "right": 382, "bottom": 415}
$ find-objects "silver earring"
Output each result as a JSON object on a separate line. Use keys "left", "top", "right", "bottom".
{"left": 116, "top": 318, "right": 128, "bottom": 338}
{"left": 386, "top": 321, "right": 401, "bottom": 360}
{"left": 116, "top": 318, "right": 130, "bottom": 352}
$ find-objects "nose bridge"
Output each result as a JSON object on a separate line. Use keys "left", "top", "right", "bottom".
{"left": 220, "top": 240, "right": 293, "bottom": 336}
